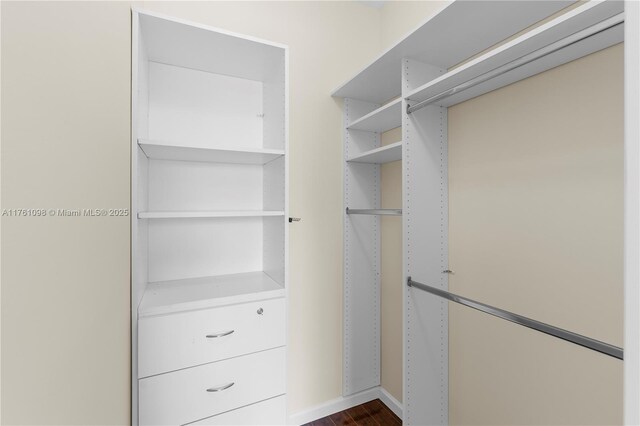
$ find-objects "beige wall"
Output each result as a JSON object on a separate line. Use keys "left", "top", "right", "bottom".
{"left": 448, "top": 44, "right": 624, "bottom": 424}
{"left": 380, "top": 127, "right": 402, "bottom": 402}
{"left": 0, "top": 1, "right": 384, "bottom": 423}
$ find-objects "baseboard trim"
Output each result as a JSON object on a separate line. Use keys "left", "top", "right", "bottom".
{"left": 288, "top": 387, "right": 403, "bottom": 425}
{"left": 378, "top": 387, "right": 403, "bottom": 419}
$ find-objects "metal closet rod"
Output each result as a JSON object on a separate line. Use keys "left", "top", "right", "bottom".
{"left": 406, "top": 13, "right": 625, "bottom": 114}
{"left": 407, "top": 277, "right": 623, "bottom": 360}
{"left": 346, "top": 208, "right": 402, "bottom": 216}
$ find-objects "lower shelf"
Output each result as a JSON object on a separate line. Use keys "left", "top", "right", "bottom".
{"left": 139, "top": 271, "right": 285, "bottom": 317}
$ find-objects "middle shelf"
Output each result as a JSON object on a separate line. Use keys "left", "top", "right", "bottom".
{"left": 138, "top": 211, "right": 285, "bottom": 219}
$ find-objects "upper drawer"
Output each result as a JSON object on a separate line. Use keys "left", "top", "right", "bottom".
{"left": 139, "top": 347, "right": 285, "bottom": 426}
{"left": 138, "top": 298, "right": 285, "bottom": 378}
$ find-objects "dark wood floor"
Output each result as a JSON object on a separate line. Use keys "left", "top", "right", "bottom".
{"left": 304, "top": 399, "right": 401, "bottom": 426}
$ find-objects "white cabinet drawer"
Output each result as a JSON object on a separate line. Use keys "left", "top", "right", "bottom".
{"left": 138, "top": 298, "right": 285, "bottom": 378}
{"left": 190, "top": 396, "right": 286, "bottom": 425}
{"left": 139, "top": 347, "right": 285, "bottom": 426}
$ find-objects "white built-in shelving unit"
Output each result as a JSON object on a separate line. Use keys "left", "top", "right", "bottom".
{"left": 333, "top": 0, "right": 637, "bottom": 424}
{"left": 132, "top": 9, "right": 288, "bottom": 426}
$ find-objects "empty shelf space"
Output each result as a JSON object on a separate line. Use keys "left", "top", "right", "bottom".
{"left": 138, "top": 271, "right": 285, "bottom": 317}
{"left": 346, "top": 208, "right": 402, "bottom": 216}
{"left": 405, "top": 1, "right": 623, "bottom": 109}
{"left": 347, "top": 142, "right": 402, "bottom": 164}
{"left": 138, "top": 211, "right": 285, "bottom": 219}
{"left": 138, "top": 139, "right": 284, "bottom": 164}
{"left": 346, "top": 98, "right": 402, "bottom": 133}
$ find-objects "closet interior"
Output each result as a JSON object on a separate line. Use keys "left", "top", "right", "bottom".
{"left": 334, "top": 0, "right": 626, "bottom": 424}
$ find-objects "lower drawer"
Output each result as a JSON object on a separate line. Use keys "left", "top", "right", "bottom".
{"left": 139, "top": 347, "right": 285, "bottom": 426}
{"left": 190, "top": 396, "right": 286, "bottom": 425}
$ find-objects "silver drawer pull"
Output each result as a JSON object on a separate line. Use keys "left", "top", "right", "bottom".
{"left": 206, "top": 382, "right": 235, "bottom": 392}
{"left": 206, "top": 330, "right": 234, "bottom": 338}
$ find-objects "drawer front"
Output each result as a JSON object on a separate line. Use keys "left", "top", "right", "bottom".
{"left": 139, "top": 347, "right": 285, "bottom": 426}
{"left": 139, "top": 298, "right": 285, "bottom": 378}
{"left": 190, "top": 396, "right": 286, "bottom": 425}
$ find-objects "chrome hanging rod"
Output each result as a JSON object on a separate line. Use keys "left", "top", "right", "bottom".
{"left": 346, "top": 208, "right": 402, "bottom": 216}
{"left": 407, "top": 277, "right": 623, "bottom": 360}
{"left": 406, "top": 13, "right": 624, "bottom": 114}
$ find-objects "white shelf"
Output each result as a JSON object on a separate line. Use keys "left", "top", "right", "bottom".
{"left": 347, "top": 99, "right": 402, "bottom": 133}
{"left": 138, "top": 139, "right": 284, "bottom": 164}
{"left": 331, "top": 1, "right": 574, "bottom": 103}
{"left": 347, "top": 142, "right": 402, "bottom": 164}
{"left": 138, "top": 271, "right": 285, "bottom": 317}
{"left": 138, "top": 210, "right": 285, "bottom": 219}
{"left": 405, "top": 0, "right": 624, "bottom": 108}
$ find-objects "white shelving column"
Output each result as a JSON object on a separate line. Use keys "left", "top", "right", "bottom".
{"left": 402, "top": 59, "right": 447, "bottom": 426}
{"left": 343, "top": 96, "right": 403, "bottom": 397}
{"left": 343, "top": 98, "right": 382, "bottom": 395}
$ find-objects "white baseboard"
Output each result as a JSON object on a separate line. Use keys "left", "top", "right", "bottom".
{"left": 378, "top": 387, "right": 403, "bottom": 419}
{"left": 288, "top": 387, "right": 403, "bottom": 425}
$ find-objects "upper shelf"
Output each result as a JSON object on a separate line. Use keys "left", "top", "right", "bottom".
{"left": 347, "top": 141, "right": 402, "bottom": 164}
{"left": 347, "top": 98, "right": 402, "bottom": 133}
{"left": 405, "top": 0, "right": 624, "bottom": 109}
{"left": 138, "top": 139, "right": 284, "bottom": 164}
{"left": 331, "top": 1, "right": 574, "bottom": 103}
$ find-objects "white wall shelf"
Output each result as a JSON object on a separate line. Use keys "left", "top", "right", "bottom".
{"left": 346, "top": 98, "right": 401, "bottom": 133}
{"left": 138, "top": 211, "right": 285, "bottom": 219}
{"left": 138, "top": 139, "right": 285, "bottom": 164}
{"left": 347, "top": 142, "right": 402, "bottom": 164}
{"left": 405, "top": 0, "right": 624, "bottom": 108}
{"left": 138, "top": 271, "right": 285, "bottom": 318}
{"left": 332, "top": 1, "right": 574, "bottom": 103}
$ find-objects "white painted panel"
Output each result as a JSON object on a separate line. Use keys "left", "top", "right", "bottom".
{"left": 190, "top": 396, "right": 286, "bottom": 425}
{"left": 263, "top": 216, "right": 285, "bottom": 286}
{"left": 263, "top": 156, "right": 285, "bottom": 212}
{"left": 263, "top": 52, "right": 286, "bottom": 150}
{"left": 624, "top": 1, "right": 640, "bottom": 423}
{"left": 343, "top": 98, "right": 381, "bottom": 395}
{"left": 148, "top": 61, "right": 263, "bottom": 148}
{"left": 138, "top": 347, "right": 286, "bottom": 426}
{"left": 148, "top": 218, "right": 263, "bottom": 282}
{"left": 138, "top": 297, "right": 285, "bottom": 377}
{"left": 148, "top": 159, "right": 262, "bottom": 211}
{"left": 403, "top": 59, "right": 448, "bottom": 426}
